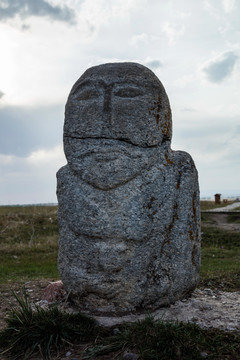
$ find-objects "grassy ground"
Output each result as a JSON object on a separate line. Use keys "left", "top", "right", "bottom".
{"left": 1, "top": 205, "right": 240, "bottom": 359}
{"left": 0, "top": 206, "right": 59, "bottom": 284}
{"left": 1, "top": 205, "right": 240, "bottom": 290}
{"left": 227, "top": 213, "right": 240, "bottom": 223}
{"left": 200, "top": 225, "right": 240, "bottom": 291}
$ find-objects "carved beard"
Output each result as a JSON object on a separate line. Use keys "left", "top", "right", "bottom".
{"left": 65, "top": 138, "right": 160, "bottom": 190}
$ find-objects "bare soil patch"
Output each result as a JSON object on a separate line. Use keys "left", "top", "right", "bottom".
{"left": 202, "top": 212, "right": 240, "bottom": 232}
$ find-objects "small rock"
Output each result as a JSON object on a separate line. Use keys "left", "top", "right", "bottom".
{"left": 123, "top": 351, "right": 139, "bottom": 360}
{"left": 65, "top": 350, "right": 71, "bottom": 356}
{"left": 199, "top": 304, "right": 213, "bottom": 311}
{"left": 43, "top": 280, "right": 66, "bottom": 302}
{"left": 191, "top": 317, "right": 198, "bottom": 322}
{"left": 113, "top": 327, "right": 120, "bottom": 334}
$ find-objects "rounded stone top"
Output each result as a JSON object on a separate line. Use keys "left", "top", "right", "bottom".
{"left": 64, "top": 62, "right": 172, "bottom": 148}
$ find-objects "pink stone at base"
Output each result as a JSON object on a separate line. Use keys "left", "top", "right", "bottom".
{"left": 43, "top": 280, "right": 66, "bottom": 302}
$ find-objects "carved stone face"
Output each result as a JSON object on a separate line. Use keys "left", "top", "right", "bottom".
{"left": 64, "top": 62, "right": 172, "bottom": 189}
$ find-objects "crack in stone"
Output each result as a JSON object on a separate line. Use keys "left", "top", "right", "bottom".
{"left": 64, "top": 135, "right": 159, "bottom": 149}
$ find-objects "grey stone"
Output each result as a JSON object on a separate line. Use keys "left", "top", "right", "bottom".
{"left": 57, "top": 62, "right": 201, "bottom": 315}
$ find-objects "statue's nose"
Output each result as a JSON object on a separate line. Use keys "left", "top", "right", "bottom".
{"left": 100, "top": 85, "right": 114, "bottom": 136}
{"left": 103, "top": 86, "right": 112, "bottom": 114}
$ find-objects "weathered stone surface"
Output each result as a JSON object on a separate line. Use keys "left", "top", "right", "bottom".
{"left": 57, "top": 62, "right": 200, "bottom": 315}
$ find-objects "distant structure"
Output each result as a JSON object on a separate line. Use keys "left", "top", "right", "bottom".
{"left": 57, "top": 62, "right": 201, "bottom": 315}
{"left": 214, "top": 193, "right": 221, "bottom": 204}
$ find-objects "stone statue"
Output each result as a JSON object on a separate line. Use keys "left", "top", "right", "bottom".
{"left": 57, "top": 62, "right": 200, "bottom": 315}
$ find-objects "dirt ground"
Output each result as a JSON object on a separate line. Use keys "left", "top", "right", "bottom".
{"left": 0, "top": 212, "right": 239, "bottom": 360}
{"left": 203, "top": 212, "right": 240, "bottom": 232}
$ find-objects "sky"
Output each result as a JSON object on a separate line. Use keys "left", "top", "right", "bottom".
{"left": 0, "top": 0, "right": 239, "bottom": 204}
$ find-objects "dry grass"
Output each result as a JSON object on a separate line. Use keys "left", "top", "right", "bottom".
{"left": 200, "top": 200, "right": 235, "bottom": 211}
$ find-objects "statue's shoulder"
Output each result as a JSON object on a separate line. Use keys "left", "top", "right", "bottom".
{"left": 172, "top": 150, "right": 197, "bottom": 174}
{"left": 56, "top": 164, "right": 70, "bottom": 180}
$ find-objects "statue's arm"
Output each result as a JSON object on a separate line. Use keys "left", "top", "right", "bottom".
{"left": 173, "top": 150, "right": 200, "bottom": 241}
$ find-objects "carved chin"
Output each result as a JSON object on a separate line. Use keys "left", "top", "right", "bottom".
{"left": 72, "top": 160, "right": 141, "bottom": 190}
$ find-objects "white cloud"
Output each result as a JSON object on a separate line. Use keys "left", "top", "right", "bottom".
{"left": 0, "top": 145, "right": 65, "bottom": 170}
{"left": 27, "top": 145, "right": 65, "bottom": 166}
{"left": 203, "top": 0, "right": 220, "bottom": 19}
{"left": 129, "top": 33, "right": 148, "bottom": 46}
{"left": 79, "top": 0, "right": 144, "bottom": 36}
{"left": 179, "top": 12, "right": 191, "bottom": 19}
{"left": 222, "top": 0, "right": 235, "bottom": 13}
{"left": 162, "top": 22, "right": 185, "bottom": 45}
{"left": 174, "top": 74, "right": 195, "bottom": 88}
{"left": 218, "top": 22, "right": 230, "bottom": 34}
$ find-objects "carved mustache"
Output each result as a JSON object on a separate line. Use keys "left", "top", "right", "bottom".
{"left": 63, "top": 136, "right": 159, "bottom": 162}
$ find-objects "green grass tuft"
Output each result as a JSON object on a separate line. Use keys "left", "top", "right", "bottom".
{"left": 0, "top": 290, "right": 100, "bottom": 360}
{"left": 83, "top": 316, "right": 240, "bottom": 359}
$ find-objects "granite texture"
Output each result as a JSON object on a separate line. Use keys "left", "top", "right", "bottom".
{"left": 57, "top": 62, "right": 200, "bottom": 315}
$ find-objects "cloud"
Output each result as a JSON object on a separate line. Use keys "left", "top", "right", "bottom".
{"left": 201, "top": 51, "right": 238, "bottom": 83}
{"left": 179, "top": 12, "right": 191, "bottom": 19}
{"left": 129, "top": 33, "right": 148, "bottom": 46}
{"left": 162, "top": 22, "right": 185, "bottom": 45}
{"left": 174, "top": 74, "right": 195, "bottom": 88}
{"left": 27, "top": 145, "right": 65, "bottom": 166}
{"left": 222, "top": 0, "right": 235, "bottom": 13}
{"left": 79, "top": 0, "right": 144, "bottom": 38}
{"left": 181, "top": 108, "right": 196, "bottom": 112}
{"left": 0, "top": 90, "right": 4, "bottom": 99}
{"left": 0, "top": 145, "right": 65, "bottom": 205}
{"left": 0, "top": 104, "right": 63, "bottom": 157}
{"left": 0, "top": 0, "right": 75, "bottom": 24}
{"left": 144, "top": 59, "right": 162, "bottom": 70}
{"left": 203, "top": 0, "right": 220, "bottom": 19}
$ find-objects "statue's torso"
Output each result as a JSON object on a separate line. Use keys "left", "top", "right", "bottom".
{"left": 57, "top": 163, "right": 170, "bottom": 242}
{"left": 57, "top": 150, "right": 200, "bottom": 314}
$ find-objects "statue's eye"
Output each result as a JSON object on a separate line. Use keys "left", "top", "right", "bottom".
{"left": 77, "top": 89, "right": 99, "bottom": 101}
{"left": 114, "top": 88, "right": 143, "bottom": 98}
